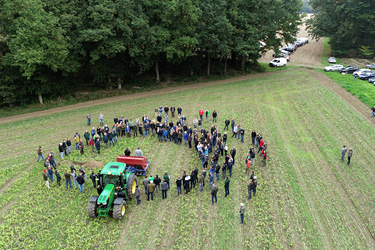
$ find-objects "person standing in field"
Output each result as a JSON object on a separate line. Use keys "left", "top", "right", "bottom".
{"left": 224, "top": 119, "right": 230, "bottom": 131}
{"left": 177, "top": 106, "right": 182, "bottom": 117}
{"left": 253, "top": 176, "right": 258, "bottom": 196}
{"left": 77, "top": 172, "right": 85, "bottom": 193}
{"left": 154, "top": 175, "right": 161, "bottom": 193}
{"left": 147, "top": 181, "right": 156, "bottom": 201}
{"left": 135, "top": 186, "right": 141, "bottom": 205}
{"left": 199, "top": 109, "right": 204, "bottom": 120}
{"left": 231, "top": 119, "right": 235, "bottom": 133}
{"left": 176, "top": 176, "right": 182, "bottom": 196}
{"left": 163, "top": 171, "right": 170, "bottom": 190}
{"left": 262, "top": 150, "right": 267, "bottom": 167}
{"left": 212, "top": 110, "right": 217, "bottom": 123}
{"left": 64, "top": 170, "right": 72, "bottom": 189}
{"left": 135, "top": 147, "right": 143, "bottom": 157}
{"left": 95, "top": 138, "right": 101, "bottom": 154}
{"left": 43, "top": 170, "right": 50, "bottom": 189}
{"left": 224, "top": 177, "right": 230, "bottom": 197}
{"left": 79, "top": 139, "right": 84, "bottom": 154}
{"left": 371, "top": 106, "right": 375, "bottom": 117}
{"left": 246, "top": 158, "right": 251, "bottom": 175}
{"left": 99, "top": 112, "right": 104, "bottom": 126}
{"left": 347, "top": 148, "right": 353, "bottom": 165}
{"left": 248, "top": 179, "right": 254, "bottom": 200}
{"left": 240, "top": 126, "right": 245, "bottom": 143}
{"left": 161, "top": 180, "right": 168, "bottom": 199}
{"left": 143, "top": 176, "right": 150, "bottom": 195}
{"left": 84, "top": 130, "right": 90, "bottom": 146}
{"left": 87, "top": 114, "right": 91, "bottom": 126}
{"left": 239, "top": 203, "right": 245, "bottom": 224}
{"left": 211, "top": 184, "right": 218, "bottom": 204}
{"left": 171, "top": 105, "right": 176, "bottom": 118}
{"left": 251, "top": 130, "right": 256, "bottom": 145}
{"left": 37, "top": 146, "right": 45, "bottom": 163}
{"left": 72, "top": 170, "right": 78, "bottom": 189}
{"left": 90, "top": 171, "right": 96, "bottom": 188}
{"left": 55, "top": 169, "right": 62, "bottom": 186}
{"left": 47, "top": 166, "right": 54, "bottom": 183}
{"left": 341, "top": 145, "right": 347, "bottom": 162}
{"left": 198, "top": 173, "right": 204, "bottom": 192}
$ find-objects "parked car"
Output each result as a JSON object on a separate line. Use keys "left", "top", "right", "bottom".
{"left": 353, "top": 68, "right": 370, "bottom": 76}
{"left": 298, "top": 37, "right": 309, "bottom": 44}
{"left": 324, "top": 64, "right": 343, "bottom": 72}
{"left": 328, "top": 57, "right": 336, "bottom": 63}
{"left": 340, "top": 65, "right": 359, "bottom": 74}
{"left": 259, "top": 41, "right": 266, "bottom": 48}
{"left": 366, "top": 63, "right": 375, "bottom": 69}
{"left": 358, "top": 71, "right": 375, "bottom": 80}
{"left": 282, "top": 44, "right": 296, "bottom": 53}
{"left": 368, "top": 77, "right": 375, "bottom": 84}
{"left": 269, "top": 58, "right": 287, "bottom": 67}
{"left": 279, "top": 49, "right": 290, "bottom": 55}
{"left": 272, "top": 53, "right": 290, "bottom": 61}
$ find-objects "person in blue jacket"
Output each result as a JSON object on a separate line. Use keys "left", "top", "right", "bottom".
{"left": 162, "top": 128, "right": 168, "bottom": 142}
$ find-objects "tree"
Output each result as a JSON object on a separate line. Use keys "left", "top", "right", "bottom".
{"left": 197, "top": 0, "right": 233, "bottom": 75}
{"left": 1, "top": 0, "right": 71, "bottom": 103}
{"left": 306, "top": 0, "right": 375, "bottom": 56}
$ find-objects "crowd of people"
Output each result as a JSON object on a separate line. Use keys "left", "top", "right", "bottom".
{"left": 38, "top": 106, "right": 269, "bottom": 224}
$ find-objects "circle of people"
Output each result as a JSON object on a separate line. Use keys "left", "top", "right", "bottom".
{"left": 37, "top": 106, "right": 268, "bottom": 210}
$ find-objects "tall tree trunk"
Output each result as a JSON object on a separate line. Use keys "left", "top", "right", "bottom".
{"left": 155, "top": 61, "right": 160, "bottom": 82}
{"left": 241, "top": 56, "right": 246, "bottom": 71}
{"left": 224, "top": 57, "right": 228, "bottom": 73}
{"left": 117, "top": 78, "right": 122, "bottom": 90}
{"left": 207, "top": 53, "right": 211, "bottom": 76}
{"left": 38, "top": 93, "right": 43, "bottom": 105}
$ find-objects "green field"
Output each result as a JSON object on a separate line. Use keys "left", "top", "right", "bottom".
{"left": 1, "top": 68, "right": 375, "bottom": 249}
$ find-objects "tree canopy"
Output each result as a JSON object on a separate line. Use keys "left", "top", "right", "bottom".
{"left": 306, "top": 0, "right": 375, "bottom": 57}
{"left": 0, "top": 0, "right": 303, "bottom": 106}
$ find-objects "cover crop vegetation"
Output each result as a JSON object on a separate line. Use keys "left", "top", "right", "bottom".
{"left": 1, "top": 68, "right": 375, "bottom": 249}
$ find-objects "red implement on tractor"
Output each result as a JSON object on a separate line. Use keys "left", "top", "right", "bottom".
{"left": 116, "top": 156, "right": 150, "bottom": 176}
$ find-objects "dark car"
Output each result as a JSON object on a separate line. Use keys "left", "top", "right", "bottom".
{"left": 368, "top": 77, "right": 375, "bottom": 84}
{"left": 340, "top": 65, "right": 359, "bottom": 74}
{"left": 359, "top": 71, "right": 375, "bottom": 80}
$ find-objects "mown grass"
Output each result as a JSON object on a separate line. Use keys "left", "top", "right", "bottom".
{"left": 1, "top": 68, "right": 375, "bottom": 249}
{"left": 323, "top": 71, "right": 375, "bottom": 108}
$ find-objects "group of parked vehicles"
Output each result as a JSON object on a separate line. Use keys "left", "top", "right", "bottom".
{"left": 324, "top": 62, "right": 375, "bottom": 84}
{"left": 269, "top": 37, "right": 309, "bottom": 67}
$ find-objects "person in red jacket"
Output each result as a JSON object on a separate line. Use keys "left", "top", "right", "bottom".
{"left": 262, "top": 150, "right": 267, "bottom": 167}
{"left": 258, "top": 137, "right": 264, "bottom": 154}
{"left": 199, "top": 109, "right": 204, "bottom": 120}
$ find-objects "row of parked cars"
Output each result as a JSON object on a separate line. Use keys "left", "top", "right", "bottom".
{"left": 269, "top": 37, "right": 309, "bottom": 67}
{"left": 324, "top": 63, "right": 375, "bottom": 84}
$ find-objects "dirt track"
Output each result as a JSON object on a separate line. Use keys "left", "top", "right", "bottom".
{"left": 260, "top": 19, "right": 324, "bottom": 68}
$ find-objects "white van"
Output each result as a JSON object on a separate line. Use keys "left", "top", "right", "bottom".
{"left": 269, "top": 58, "right": 287, "bottom": 67}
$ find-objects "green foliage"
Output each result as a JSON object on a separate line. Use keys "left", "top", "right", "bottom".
{"left": 0, "top": 0, "right": 303, "bottom": 106}
{"left": 358, "top": 46, "right": 374, "bottom": 59}
{"left": 307, "top": 0, "right": 375, "bottom": 57}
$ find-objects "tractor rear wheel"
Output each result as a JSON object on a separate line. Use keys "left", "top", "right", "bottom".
{"left": 127, "top": 173, "right": 137, "bottom": 199}
{"left": 87, "top": 202, "right": 98, "bottom": 218}
{"left": 113, "top": 200, "right": 126, "bottom": 220}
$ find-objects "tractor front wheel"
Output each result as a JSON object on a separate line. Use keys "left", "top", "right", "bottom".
{"left": 87, "top": 202, "right": 98, "bottom": 218}
{"left": 113, "top": 200, "right": 127, "bottom": 220}
{"left": 127, "top": 173, "right": 137, "bottom": 200}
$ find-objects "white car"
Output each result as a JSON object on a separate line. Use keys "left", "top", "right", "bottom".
{"left": 328, "top": 57, "right": 336, "bottom": 63}
{"left": 366, "top": 63, "right": 375, "bottom": 69}
{"left": 324, "top": 64, "right": 343, "bottom": 72}
{"left": 353, "top": 69, "right": 370, "bottom": 76}
{"left": 269, "top": 58, "right": 287, "bottom": 67}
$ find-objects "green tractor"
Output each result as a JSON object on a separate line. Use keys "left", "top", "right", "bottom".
{"left": 87, "top": 162, "right": 137, "bottom": 220}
